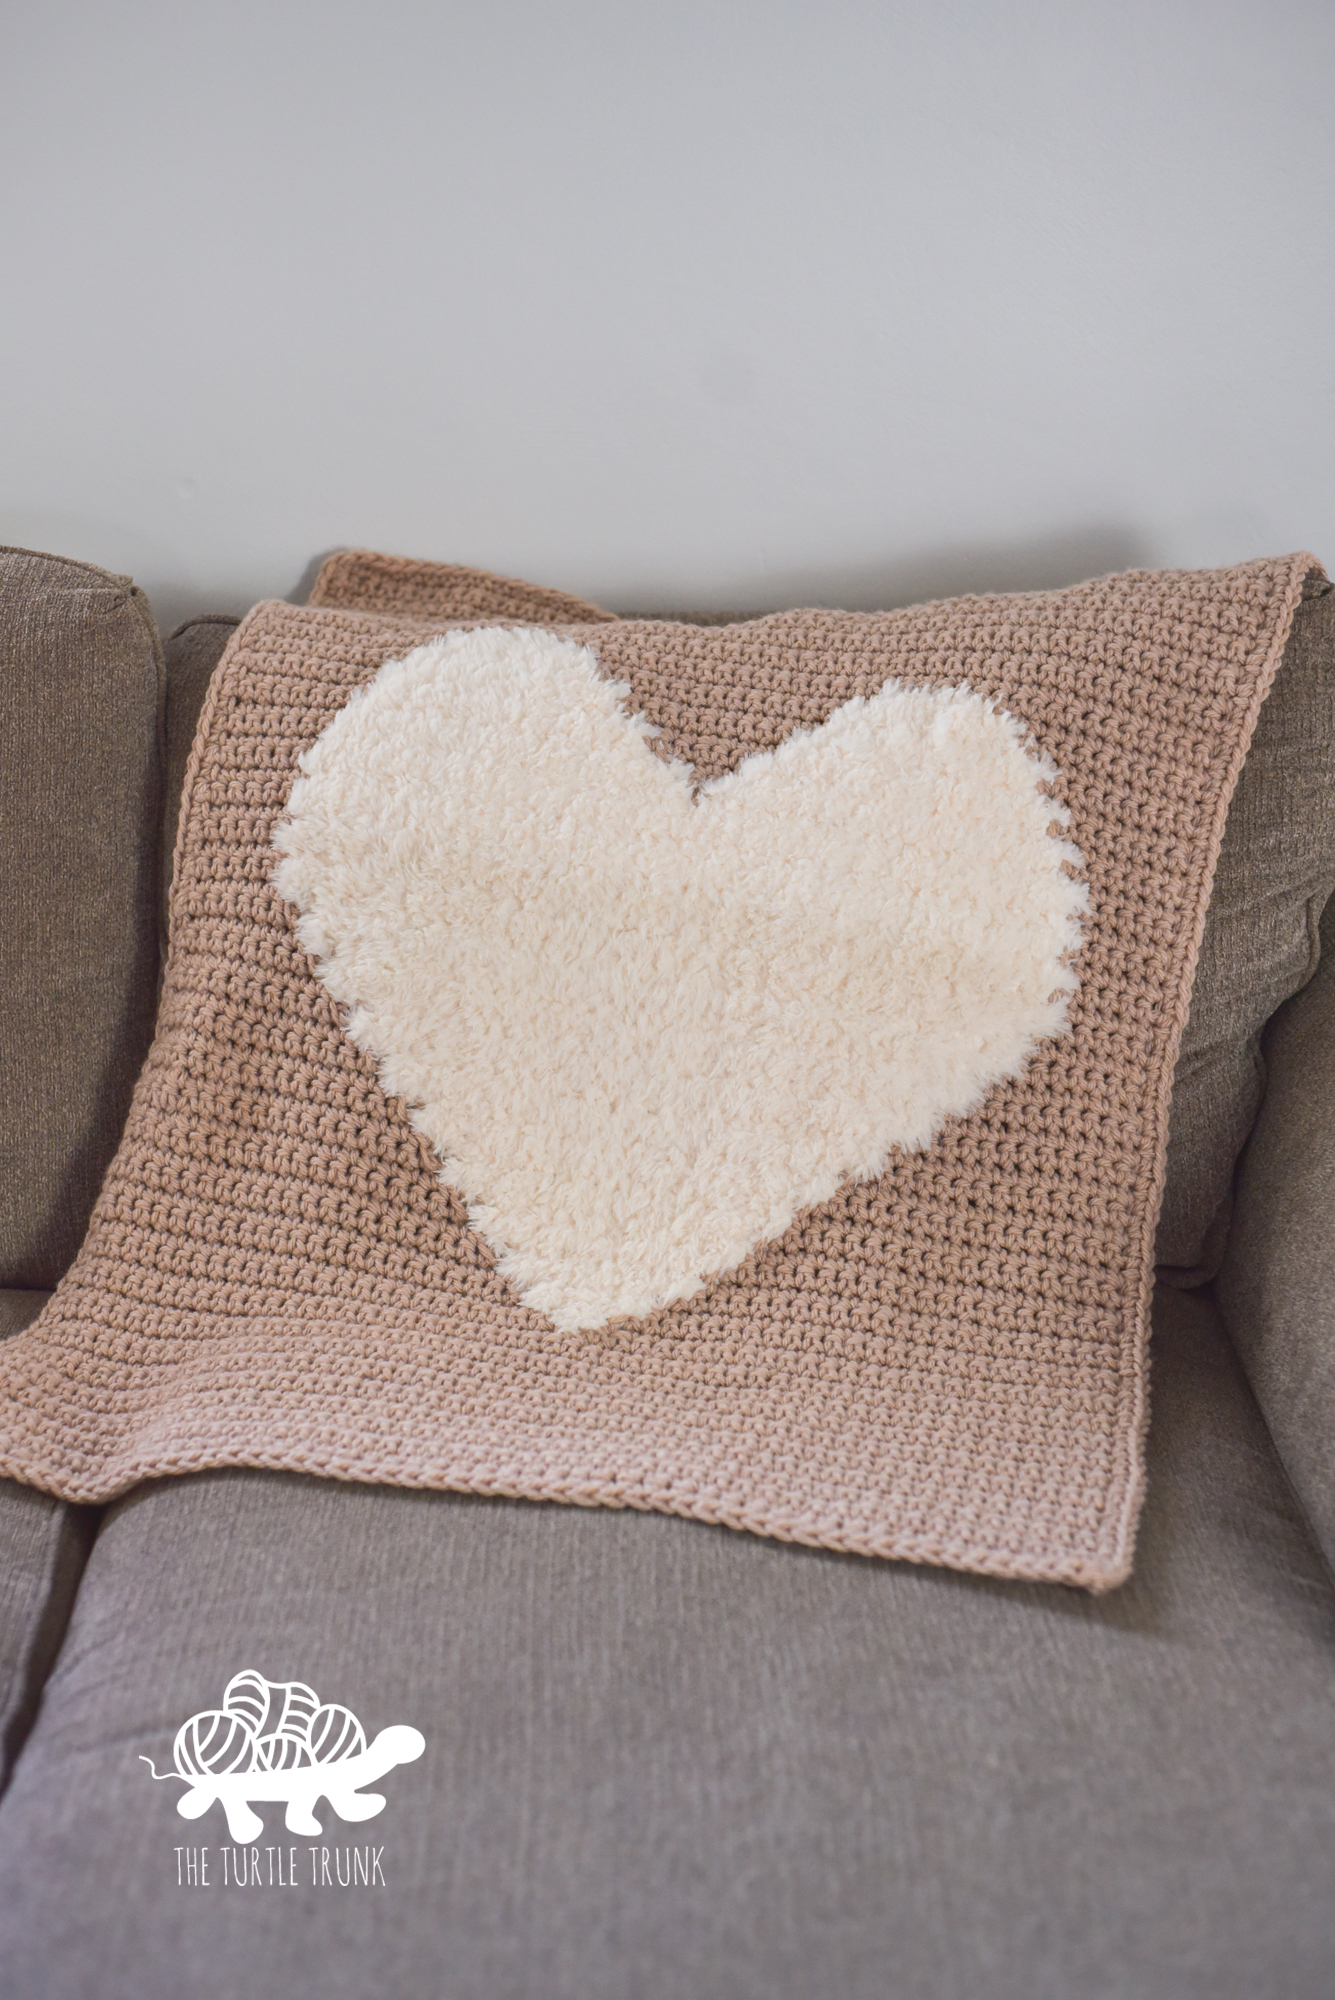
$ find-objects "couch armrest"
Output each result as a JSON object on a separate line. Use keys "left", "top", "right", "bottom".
{"left": 1217, "top": 894, "right": 1335, "bottom": 1570}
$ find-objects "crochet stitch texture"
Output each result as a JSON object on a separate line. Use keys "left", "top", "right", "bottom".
{"left": 0, "top": 553, "right": 1317, "bottom": 1589}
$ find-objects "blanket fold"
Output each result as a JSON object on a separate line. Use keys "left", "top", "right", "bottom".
{"left": 0, "top": 555, "right": 1319, "bottom": 1590}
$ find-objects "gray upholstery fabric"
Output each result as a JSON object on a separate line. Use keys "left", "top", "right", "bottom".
{"left": 1217, "top": 894, "right": 1335, "bottom": 1572}
{"left": 0, "top": 548, "right": 164, "bottom": 1289}
{"left": 0, "top": 1287, "right": 1331, "bottom": 2000}
{"left": 0, "top": 1290, "right": 95, "bottom": 1792}
{"left": 160, "top": 616, "right": 239, "bottom": 940}
{"left": 1157, "top": 576, "right": 1335, "bottom": 1281}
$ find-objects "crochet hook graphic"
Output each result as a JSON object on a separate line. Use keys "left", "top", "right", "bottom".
{"left": 141, "top": 1669, "right": 425, "bottom": 1844}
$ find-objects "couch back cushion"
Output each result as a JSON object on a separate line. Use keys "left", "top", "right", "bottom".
{"left": 0, "top": 549, "right": 164, "bottom": 1288}
{"left": 1156, "top": 579, "right": 1335, "bottom": 1280}
{"left": 160, "top": 615, "right": 240, "bottom": 938}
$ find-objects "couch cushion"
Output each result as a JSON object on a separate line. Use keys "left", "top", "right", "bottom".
{"left": 0, "top": 1286, "right": 1330, "bottom": 2000}
{"left": 160, "top": 617, "right": 240, "bottom": 937}
{"left": 1157, "top": 577, "right": 1335, "bottom": 1279}
{"left": 0, "top": 548, "right": 164, "bottom": 1289}
{"left": 0, "top": 1289, "right": 94, "bottom": 1793}
{"left": 1217, "top": 893, "right": 1335, "bottom": 1569}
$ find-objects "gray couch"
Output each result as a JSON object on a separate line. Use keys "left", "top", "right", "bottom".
{"left": 1, "top": 546, "right": 1333, "bottom": 2000}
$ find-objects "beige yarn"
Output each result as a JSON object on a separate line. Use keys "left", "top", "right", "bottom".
{"left": 307, "top": 548, "right": 616, "bottom": 626}
{"left": 0, "top": 554, "right": 1317, "bottom": 1590}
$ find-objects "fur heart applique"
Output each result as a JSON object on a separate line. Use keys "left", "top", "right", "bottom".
{"left": 273, "top": 626, "right": 1086, "bottom": 1333}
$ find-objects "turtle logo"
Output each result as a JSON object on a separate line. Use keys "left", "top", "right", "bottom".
{"left": 141, "top": 1670, "right": 424, "bottom": 1844}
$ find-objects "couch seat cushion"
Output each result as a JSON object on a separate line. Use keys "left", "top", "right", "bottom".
{"left": 0, "top": 1287, "right": 1330, "bottom": 2000}
{"left": 0, "top": 548, "right": 164, "bottom": 1288}
{"left": 0, "top": 1290, "right": 93, "bottom": 1791}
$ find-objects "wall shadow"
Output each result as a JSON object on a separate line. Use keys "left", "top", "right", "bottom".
{"left": 287, "top": 547, "right": 348, "bottom": 605}
{"left": 615, "top": 523, "right": 1156, "bottom": 620}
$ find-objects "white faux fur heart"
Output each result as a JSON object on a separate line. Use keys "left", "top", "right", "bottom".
{"left": 273, "top": 627, "right": 1086, "bottom": 1333}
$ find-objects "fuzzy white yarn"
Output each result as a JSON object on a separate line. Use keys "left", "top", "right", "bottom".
{"left": 273, "top": 626, "right": 1087, "bottom": 1332}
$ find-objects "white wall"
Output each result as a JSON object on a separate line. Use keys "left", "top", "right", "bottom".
{"left": 3, "top": 0, "right": 1332, "bottom": 632}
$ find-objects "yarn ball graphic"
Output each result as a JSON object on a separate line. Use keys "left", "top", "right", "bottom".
{"left": 308, "top": 1703, "right": 367, "bottom": 1764}
{"left": 174, "top": 1709, "right": 254, "bottom": 1780}
{"left": 170, "top": 1672, "right": 369, "bottom": 1780}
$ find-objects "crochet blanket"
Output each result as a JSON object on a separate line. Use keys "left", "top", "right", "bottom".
{"left": 0, "top": 555, "right": 1316, "bottom": 1589}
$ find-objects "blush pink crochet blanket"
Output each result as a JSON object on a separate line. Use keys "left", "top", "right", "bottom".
{"left": 0, "top": 552, "right": 1317, "bottom": 1589}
